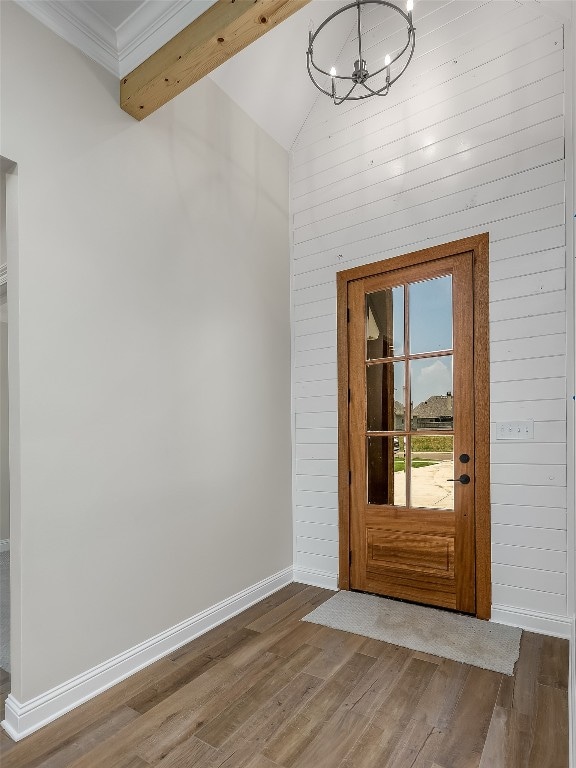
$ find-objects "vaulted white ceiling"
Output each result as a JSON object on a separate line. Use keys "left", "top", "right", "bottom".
{"left": 83, "top": 0, "right": 145, "bottom": 28}
{"left": 13, "top": 0, "right": 573, "bottom": 149}
{"left": 211, "top": 1, "right": 352, "bottom": 149}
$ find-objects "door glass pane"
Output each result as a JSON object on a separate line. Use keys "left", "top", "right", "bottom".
{"left": 410, "top": 435, "right": 454, "bottom": 509}
{"left": 368, "top": 436, "right": 406, "bottom": 506}
{"left": 366, "top": 285, "right": 404, "bottom": 360}
{"left": 409, "top": 275, "right": 452, "bottom": 354}
{"left": 410, "top": 356, "right": 453, "bottom": 431}
{"left": 367, "top": 362, "right": 405, "bottom": 431}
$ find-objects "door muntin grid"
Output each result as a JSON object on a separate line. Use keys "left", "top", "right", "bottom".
{"left": 365, "top": 275, "right": 455, "bottom": 510}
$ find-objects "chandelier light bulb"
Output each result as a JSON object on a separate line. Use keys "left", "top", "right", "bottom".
{"left": 407, "top": 0, "right": 413, "bottom": 11}
{"left": 384, "top": 53, "right": 391, "bottom": 83}
{"left": 330, "top": 67, "right": 337, "bottom": 77}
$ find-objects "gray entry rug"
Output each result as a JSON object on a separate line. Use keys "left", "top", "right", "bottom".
{"left": 302, "top": 590, "right": 522, "bottom": 675}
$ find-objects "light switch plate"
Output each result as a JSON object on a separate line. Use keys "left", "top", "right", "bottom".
{"left": 495, "top": 420, "right": 534, "bottom": 440}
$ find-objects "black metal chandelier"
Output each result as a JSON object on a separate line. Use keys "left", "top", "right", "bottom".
{"left": 307, "top": 0, "right": 415, "bottom": 105}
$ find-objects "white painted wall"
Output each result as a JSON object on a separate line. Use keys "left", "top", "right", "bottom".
{"left": 291, "top": 0, "right": 571, "bottom": 632}
{"left": 0, "top": 290, "right": 8, "bottom": 543}
{"left": 0, "top": 1, "right": 291, "bottom": 704}
{"left": 0, "top": 165, "right": 9, "bottom": 544}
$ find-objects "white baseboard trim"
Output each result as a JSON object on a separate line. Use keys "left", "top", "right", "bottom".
{"left": 491, "top": 603, "right": 572, "bottom": 638}
{"left": 1, "top": 566, "right": 293, "bottom": 742}
{"left": 0, "top": 540, "right": 9, "bottom": 553}
{"left": 293, "top": 566, "right": 338, "bottom": 591}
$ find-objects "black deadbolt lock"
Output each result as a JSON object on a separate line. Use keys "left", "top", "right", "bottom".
{"left": 459, "top": 453, "right": 470, "bottom": 463}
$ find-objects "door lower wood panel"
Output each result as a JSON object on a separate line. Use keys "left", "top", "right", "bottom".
{"left": 368, "top": 530, "right": 455, "bottom": 578}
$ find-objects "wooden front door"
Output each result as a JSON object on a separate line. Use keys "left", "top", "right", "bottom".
{"left": 338, "top": 235, "right": 490, "bottom": 616}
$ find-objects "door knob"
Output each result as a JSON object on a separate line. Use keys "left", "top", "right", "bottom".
{"left": 448, "top": 474, "right": 470, "bottom": 484}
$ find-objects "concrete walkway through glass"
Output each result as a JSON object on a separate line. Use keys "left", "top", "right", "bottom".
{"left": 394, "top": 459, "right": 455, "bottom": 508}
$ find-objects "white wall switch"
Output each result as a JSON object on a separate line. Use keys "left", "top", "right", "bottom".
{"left": 495, "top": 420, "right": 534, "bottom": 440}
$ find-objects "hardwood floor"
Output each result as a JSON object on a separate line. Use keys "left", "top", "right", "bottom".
{"left": 0, "top": 584, "right": 569, "bottom": 768}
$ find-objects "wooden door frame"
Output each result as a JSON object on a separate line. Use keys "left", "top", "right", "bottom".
{"left": 337, "top": 233, "right": 491, "bottom": 620}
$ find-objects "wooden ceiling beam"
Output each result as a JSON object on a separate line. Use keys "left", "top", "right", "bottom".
{"left": 121, "top": 0, "right": 311, "bottom": 120}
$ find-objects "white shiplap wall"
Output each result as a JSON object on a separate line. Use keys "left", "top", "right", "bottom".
{"left": 291, "top": 0, "right": 570, "bottom": 633}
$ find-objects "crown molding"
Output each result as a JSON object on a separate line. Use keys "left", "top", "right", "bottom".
{"left": 116, "top": 1, "right": 215, "bottom": 78}
{"left": 15, "top": 0, "right": 119, "bottom": 75}
{"left": 14, "top": 0, "right": 217, "bottom": 80}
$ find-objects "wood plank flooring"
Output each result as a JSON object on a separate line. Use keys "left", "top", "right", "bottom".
{"left": 0, "top": 584, "right": 569, "bottom": 768}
